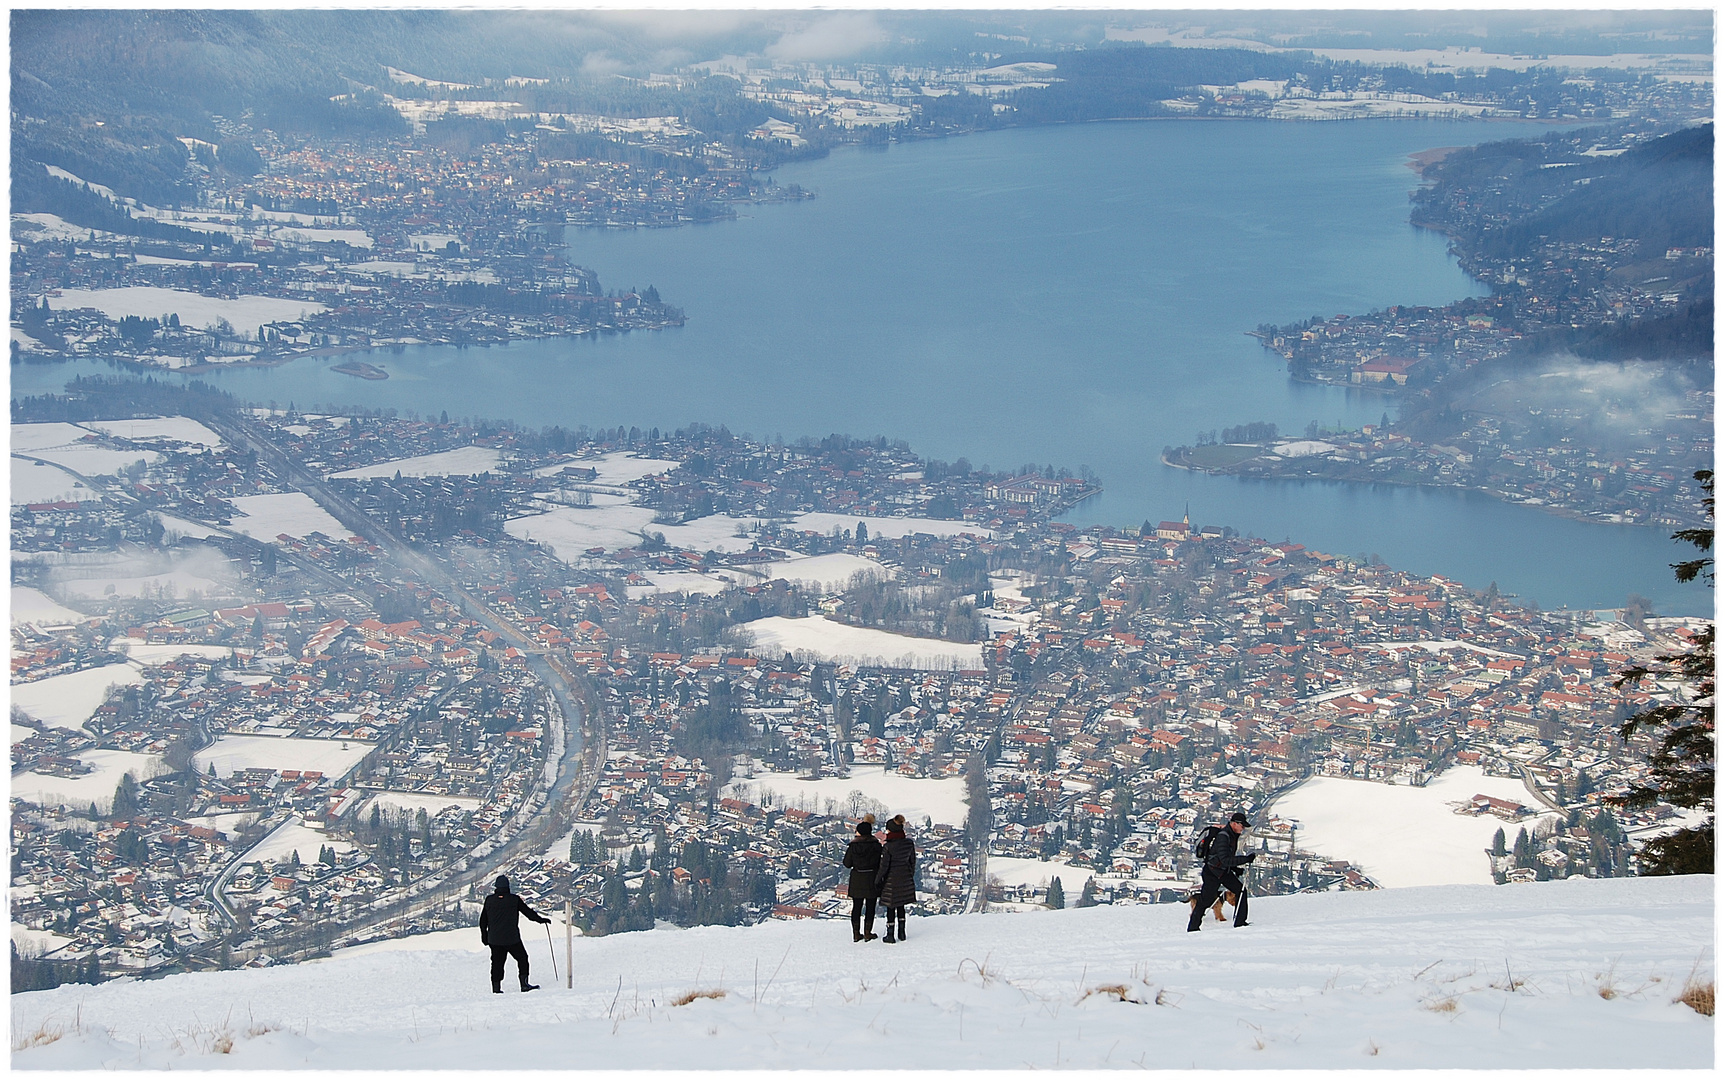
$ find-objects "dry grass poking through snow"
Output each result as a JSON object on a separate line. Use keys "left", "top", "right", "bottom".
{"left": 13, "top": 1020, "right": 68, "bottom": 1051}
{"left": 671, "top": 989, "right": 726, "bottom": 1007}
{"left": 1079, "top": 983, "right": 1143, "bottom": 1004}
{"left": 1677, "top": 979, "right": 1714, "bottom": 1017}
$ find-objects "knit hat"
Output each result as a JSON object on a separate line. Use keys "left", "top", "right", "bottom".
{"left": 494, "top": 875, "right": 510, "bottom": 893}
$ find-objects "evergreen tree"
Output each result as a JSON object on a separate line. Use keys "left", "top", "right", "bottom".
{"left": 1076, "top": 876, "right": 1099, "bottom": 908}
{"left": 1046, "top": 876, "right": 1066, "bottom": 909}
{"left": 111, "top": 772, "right": 140, "bottom": 819}
{"left": 1491, "top": 827, "right": 1507, "bottom": 857}
{"left": 1612, "top": 470, "right": 1714, "bottom": 875}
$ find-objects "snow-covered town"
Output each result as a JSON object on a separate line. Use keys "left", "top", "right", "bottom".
{"left": 9, "top": 387, "right": 1707, "bottom": 988}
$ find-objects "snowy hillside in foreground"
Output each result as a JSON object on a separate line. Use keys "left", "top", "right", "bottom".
{"left": 13, "top": 877, "right": 1711, "bottom": 1070}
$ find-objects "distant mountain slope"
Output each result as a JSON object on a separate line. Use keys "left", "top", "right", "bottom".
{"left": 13, "top": 876, "right": 1712, "bottom": 1070}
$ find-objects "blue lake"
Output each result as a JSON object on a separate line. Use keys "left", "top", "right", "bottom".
{"left": 13, "top": 119, "right": 1707, "bottom": 615}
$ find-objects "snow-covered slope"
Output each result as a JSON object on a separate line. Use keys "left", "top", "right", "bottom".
{"left": 13, "top": 876, "right": 1711, "bottom": 1069}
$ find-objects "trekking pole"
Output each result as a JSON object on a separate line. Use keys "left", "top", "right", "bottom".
{"left": 545, "top": 919, "right": 559, "bottom": 985}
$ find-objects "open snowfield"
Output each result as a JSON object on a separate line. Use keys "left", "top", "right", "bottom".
{"left": 55, "top": 570, "right": 230, "bottom": 602}
{"left": 80, "top": 417, "right": 225, "bottom": 450}
{"left": 507, "top": 505, "right": 758, "bottom": 558}
{"left": 155, "top": 513, "right": 226, "bottom": 541}
{"left": 14, "top": 442, "right": 157, "bottom": 478}
{"left": 988, "top": 856, "right": 1108, "bottom": 896}
{"left": 110, "top": 641, "right": 235, "bottom": 664}
{"left": 359, "top": 791, "right": 485, "bottom": 817}
{"left": 328, "top": 446, "right": 505, "bottom": 479}
{"left": 194, "top": 736, "right": 375, "bottom": 781}
{"left": 749, "top": 553, "right": 886, "bottom": 591}
{"left": 744, "top": 615, "right": 983, "bottom": 670}
{"left": 13, "top": 749, "right": 164, "bottom": 812}
{"left": 11, "top": 458, "right": 102, "bottom": 505}
{"left": 10, "top": 664, "right": 143, "bottom": 729}
{"left": 12, "top": 212, "right": 94, "bottom": 242}
{"left": 11, "top": 586, "right": 86, "bottom": 627}
{"left": 789, "top": 512, "right": 992, "bottom": 540}
{"left": 12, "top": 423, "right": 96, "bottom": 453}
{"left": 624, "top": 570, "right": 736, "bottom": 598}
{"left": 727, "top": 766, "right": 969, "bottom": 827}
{"left": 587, "top": 452, "right": 681, "bottom": 485}
{"left": 1273, "top": 766, "right": 1561, "bottom": 887}
{"left": 45, "top": 287, "right": 325, "bottom": 329}
{"left": 240, "top": 817, "right": 356, "bottom": 868}
{"left": 227, "top": 493, "right": 348, "bottom": 541}
{"left": 12, "top": 876, "right": 1712, "bottom": 1070}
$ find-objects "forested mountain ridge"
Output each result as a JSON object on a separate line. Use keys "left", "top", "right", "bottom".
{"left": 1413, "top": 121, "right": 1714, "bottom": 261}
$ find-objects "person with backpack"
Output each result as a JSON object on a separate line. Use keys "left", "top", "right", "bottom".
{"left": 480, "top": 874, "right": 552, "bottom": 992}
{"left": 1187, "top": 812, "right": 1256, "bottom": 932}
{"left": 843, "top": 814, "right": 883, "bottom": 942}
{"left": 875, "top": 814, "right": 916, "bottom": 943}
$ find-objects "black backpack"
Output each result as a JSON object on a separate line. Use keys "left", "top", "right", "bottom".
{"left": 1193, "top": 824, "right": 1223, "bottom": 860}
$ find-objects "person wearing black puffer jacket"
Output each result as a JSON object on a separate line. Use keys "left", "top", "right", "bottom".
{"left": 1186, "top": 812, "right": 1256, "bottom": 932}
{"left": 480, "top": 875, "right": 551, "bottom": 992}
{"left": 875, "top": 814, "right": 916, "bottom": 943}
{"left": 842, "top": 815, "right": 882, "bottom": 942}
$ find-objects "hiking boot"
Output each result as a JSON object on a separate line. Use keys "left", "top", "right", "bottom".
{"left": 493, "top": 986, "right": 504, "bottom": 993}
{"left": 521, "top": 984, "right": 539, "bottom": 992}
{"left": 883, "top": 930, "right": 896, "bottom": 944}
{"left": 853, "top": 930, "right": 864, "bottom": 942}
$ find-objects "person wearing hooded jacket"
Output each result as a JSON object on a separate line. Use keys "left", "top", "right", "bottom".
{"left": 874, "top": 814, "right": 916, "bottom": 943}
{"left": 843, "top": 814, "right": 883, "bottom": 942}
{"left": 480, "top": 875, "right": 551, "bottom": 992}
{"left": 1186, "top": 812, "right": 1255, "bottom": 932}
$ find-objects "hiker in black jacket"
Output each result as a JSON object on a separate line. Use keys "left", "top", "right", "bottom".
{"left": 480, "top": 875, "right": 551, "bottom": 992}
{"left": 1186, "top": 812, "right": 1256, "bottom": 932}
{"left": 875, "top": 814, "right": 916, "bottom": 943}
{"left": 842, "top": 814, "right": 883, "bottom": 942}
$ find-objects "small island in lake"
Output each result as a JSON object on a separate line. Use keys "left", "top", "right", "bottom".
{"left": 331, "top": 360, "right": 388, "bottom": 380}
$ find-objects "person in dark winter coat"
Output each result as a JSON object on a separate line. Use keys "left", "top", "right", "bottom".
{"left": 1186, "top": 812, "right": 1256, "bottom": 932}
{"left": 842, "top": 815, "right": 883, "bottom": 942}
{"left": 480, "top": 875, "right": 551, "bottom": 992}
{"left": 874, "top": 815, "right": 916, "bottom": 943}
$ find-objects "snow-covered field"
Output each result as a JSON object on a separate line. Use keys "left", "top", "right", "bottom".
{"left": 507, "top": 505, "right": 758, "bottom": 559}
{"left": 748, "top": 553, "right": 885, "bottom": 591}
{"left": 11, "top": 458, "right": 102, "bottom": 505}
{"left": 11, "top": 876, "right": 1711, "bottom": 1069}
{"left": 624, "top": 570, "right": 736, "bottom": 598}
{"left": 80, "top": 417, "right": 225, "bottom": 450}
{"left": 1273, "top": 765, "right": 1561, "bottom": 887}
{"left": 13, "top": 422, "right": 97, "bottom": 453}
{"left": 240, "top": 817, "right": 356, "bottom": 868}
{"left": 10, "top": 664, "right": 144, "bottom": 730}
{"left": 227, "top": 492, "right": 348, "bottom": 541}
{"left": 359, "top": 791, "right": 485, "bottom": 817}
{"left": 194, "top": 736, "right": 375, "bottom": 781}
{"left": 109, "top": 641, "right": 235, "bottom": 664}
{"left": 55, "top": 569, "right": 229, "bottom": 602}
{"left": 11, "top": 586, "right": 87, "bottom": 627}
{"left": 987, "top": 856, "right": 1107, "bottom": 896}
{"left": 788, "top": 512, "right": 992, "bottom": 540}
{"left": 744, "top": 615, "right": 983, "bottom": 670}
{"left": 44, "top": 287, "right": 325, "bottom": 329}
{"left": 727, "top": 766, "right": 969, "bottom": 827}
{"left": 13, "top": 437, "right": 158, "bottom": 479}
{"left": 328, "top": 446, "right": 505, "bottom": 479}
{"left": 13, "top": 749, "right": 164, "bottom": 812}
